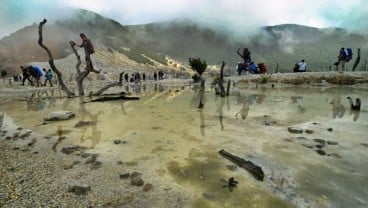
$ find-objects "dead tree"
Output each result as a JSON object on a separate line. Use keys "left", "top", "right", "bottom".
{"left": 38, "top": 19, "right": 75, "bottom": 97}
{"left": 219, "top": 61, "right": 226, "bottom": 97}
{"left": 89, "top": 72, "right": 125, "bottom": 96}
{"left": 219, "top": 149, "right": 264, "bottom": 181}
{"left": 69, "top": 41, "right": 89, "bottom": 95}
{"left": 352, "top": 48, "right": 361, "bottom": 71}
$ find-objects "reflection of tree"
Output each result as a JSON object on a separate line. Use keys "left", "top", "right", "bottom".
{"left": 235, "top": 102, "right": 249, "bottom": 120}
{"left": 216, "top": 97, "right": 225, "bottom": 130}
{"left": 77, "top": 97, "right": 103, "bottom": 149}
{"left": 200, "top": 109, "right": 205, "bottom": 136}
{"left": 26, "top": 90, "right": 56, "bottom": 111}
{"left": 291, "top": 96, "right": 306, "bottom": 113}
{"left": 349, "top": 109, "right": 360, "bottom": 121}
{"left": 330, "top": 97, "right": 345, "bottom": 119}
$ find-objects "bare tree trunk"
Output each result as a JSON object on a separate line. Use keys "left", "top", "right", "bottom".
{"left": 226, "top": 79, "right": 231, "bottom": 96}
{"left": 90, "top": 72, "right": 125, "bottom": 96}
{"left": 352, "top": 48, "right": 361, "bottom": 72}
{"left": 219, "top": 61, "right": 226, "bottom": 97}
{"left": 38, "top": 19, "right": 74, "bottom": 97}
{"left": 69, "top": 41, "right": 89, "bottom": 95}
{"left": 198, "top": 79, "right": 205, "bottom": 108}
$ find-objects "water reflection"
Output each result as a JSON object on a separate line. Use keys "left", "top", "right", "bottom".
{"left": 236, "top": 102, "right": 250, "bottom": 120}
{"left": 330, "top": 97, "right": 346, "bottom": 119}
{"left": 77, "top": 97, "right": 103, "bottom": 149}
{"left": 26, "top": 90, "right": 56, "bottom": 111}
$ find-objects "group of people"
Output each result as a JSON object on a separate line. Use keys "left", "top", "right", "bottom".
{"left": 236, "top": 48, "right": 268, "bottom": 75}
{"left": 19, "top": 65, "right": 53, "bottom": 87}
{"left": 237, "top": 46, "right": 357, "bottom": 74}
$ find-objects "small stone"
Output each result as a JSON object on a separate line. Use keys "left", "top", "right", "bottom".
{"left": 114, "top": 139, "right": 121, "bottom": 145}
{"left": 120, "top": 173, "right": 130, "bottom": 179}
{"left": 131, "top": 172, "right": 142, "bottom": 178}
{"left": 85, "top": 155, "right": 98, "bottom": 164}
{"left": 73, "top": 161, "right": 81, "bottom": 165}
{"left": 27, "top": 138, "right": 37, "bottom": 146}
{"left": 327, "top": 141, "right": 338, "bottom": 145}
{"left": 63, "top": 162, "right": 74, "bottom": 169}
{"left": 68, "top": 184, "right": 91, "bottom": 195}
{"left": 226, "top": 165, "right": 238, "bottom": 171}
{"left": 361, "top": 143, "right": 368, "bottom": 148}
{"left": 117, "top": 161, "right": 124, "bottom": 165}
{"left": 5, "top": 136, "right": 12, "bottom": 140}
{"left": 74, "top": 151, "right": 81, "bottom": 156}
{"left": 304, "top": 129, "right": 314, "bottom": 134}
{"left": 302, "top": 144, "right": 314, "bottom": 149}
{"left": 297, "top": 137, "right": 308, "bottom": 140}
{"left": 330, "top": 153, "right": 342, "bottom": 158}
{"left": 287, "top": 127, "right": 303, "bottom": 134}
{"left": 313, "top": 139, "right": 326, "bottom": 146}
{"left": 131, "top": 177, "right": 144, "bottom": 186}
{"left": 142, "top": 183, "right": 153, "bottom": 191}
{"left": 316, "top": 149, "right": 326, "bottom": 156}
{"left": 316, "top": 144, "right": 324, "bottom": 149}
{"left": 327, "top": 128, "right": 333, "bottom": 132}
{"left": 202, "top": 192, "right": 215, "bottom": 200}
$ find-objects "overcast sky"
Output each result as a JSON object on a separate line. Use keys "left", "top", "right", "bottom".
{"left": 1, "top": 0, "right": 367, "bottom": 38}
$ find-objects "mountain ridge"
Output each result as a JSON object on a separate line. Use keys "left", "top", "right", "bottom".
{"left": 1, "top": 9, "right": 367, "bottom": 73}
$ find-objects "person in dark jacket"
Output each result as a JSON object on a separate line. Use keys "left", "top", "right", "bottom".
{"left": 76, "top": 33, "right": 100, "bottom": 74}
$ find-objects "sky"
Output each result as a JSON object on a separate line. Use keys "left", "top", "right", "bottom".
{"left": 0, "top": 0, "right": 367, "bottom": 38}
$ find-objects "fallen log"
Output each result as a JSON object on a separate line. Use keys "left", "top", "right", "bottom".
{"left": 84, "top": 95, "right": 139, "bottom": 103}
{"left": 219, "top": 149, "right": 264, "bottom": 181}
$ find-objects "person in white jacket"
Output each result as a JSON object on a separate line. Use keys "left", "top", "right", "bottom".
{"left": 297, "top": 59, "right": 306, "bottom": 72}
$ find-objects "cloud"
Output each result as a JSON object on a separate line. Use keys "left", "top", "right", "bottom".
{"left": 1, "top": 0, "right": 367, "bottom": 38}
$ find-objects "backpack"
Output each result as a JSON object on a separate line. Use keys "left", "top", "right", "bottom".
{"left": 345, "top": 48, "right": 353, "bottom": 62}
{"left": 258, "top": 63, "right": 267, "bottom": 73}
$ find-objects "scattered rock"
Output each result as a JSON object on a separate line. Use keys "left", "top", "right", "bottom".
{"left": 302, "top": 144, "right": 314, "bottom": 149}
{"left": 327, "top": 141, "right": 338, "bottom": 145}
{"left": 131, "top": 172, "right": 142, "bottom": 178}
{"left": 90, "top": 161, "right": 102, "bottom": 170}
{"left": 297, "top": 137, "right": 308, "bottom": 140}
{"left": 202, "top": 192, "right": 215, "bottom": 200}
{"left": 316, "top": 149, "right": 326, "bottom": 156}
{"left": 304, "top": 129, "right": 314, "bottom": 134}
{"left": 68, "top": 184, "right": 91, "bottom": 195}
{"left": 27, "top": 138, "right": 37, "bottom": 146}
{"left": 114, "top": 139, "right": 121, "bottom": 145}
{"left": 361, "top": 143, "right": 368, "bottom": 148}
{"left": 85, "top": 155, "right": 98, "bottom": 164}
{"left": 74, "top": 120, "right": 96, "bottom": 128}
{"left": 117, "top": 161, "right": 124, "bottom": 165}
{"left": 63, "top": 162, "right": 74, "bottom": 169}
{"left": 313, "top": 139, "right": 326, "bottom": 147}
{"left": 226, "top": 165, "right": 238, "bottom": 171}
{"left": 61, "top": 146, "right": 85, "bottom": 155}
{"left": 44, "top": 110, "right": 75, "bottom": 121}
{"left": 19, "top": 130, "right": 32, "bottom": 138}
{"left": 142, "top": 183, "right": 153, "bottom": 191}
{"left": 330, "top": 153, "right": 342, "bottom": 158}
{"left": 315, "top": 144, "right": 324, "bottom": 149}
{"left": 119, "top": 173, "right": 130, "bottom": 179}
{"left": 287, "top": 127, "right": 303, "bottom": 134}
{"left": 73, "top": 161, "right": 81, "bottom": 165}
{"left": 131, "top": 177, "right": 144, "bottom": 186}
{"left": 5, "top": 136, "right": 12, "bottom": 140}
{"left": 327, "top": 128, "right": 333, "bottom": 132}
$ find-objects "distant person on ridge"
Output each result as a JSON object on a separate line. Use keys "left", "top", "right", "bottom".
{"left": 297, "top": 59, "right": 306, "bottom": 72}
{"left": 337, "top": 47, "right": 347, "bottom": 72}
{"left": 76, "top": 33, "right": 100, "bottom": 74}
